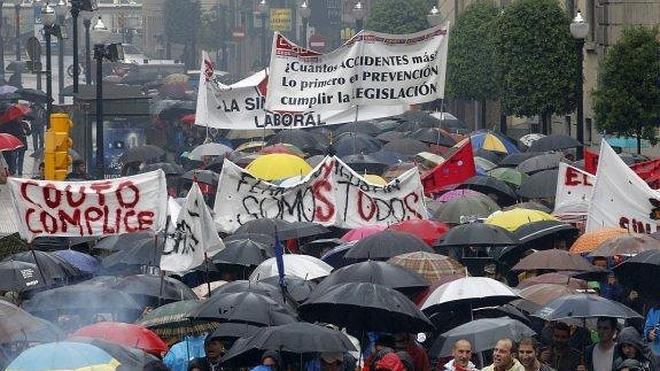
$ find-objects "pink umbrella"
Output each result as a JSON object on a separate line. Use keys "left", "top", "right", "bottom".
{"left": 436, "top": 189, "right": 483, "bottom": 202}
{"left": 341, "top": 225, "right": 387, "bottom": 242}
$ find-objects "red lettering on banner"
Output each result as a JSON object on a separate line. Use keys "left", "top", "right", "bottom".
{"left": 25, "top": 208, "right": 42, "bottom": 233}
{"left": 124, "top": 210, "right": 138, "bottom": 232}
{"left": 90, "top": 181, "right": 112, "bottom": 206}
{"left": 58, "top": 209, "right": 82, "bottom": 234}
{"left": 312, "top": 180, "right": 334, "bottom": 222}
{"left": 137, "top": 211, "right": 155, "bottom": 230}
{"left": 65, "top": 185, "right": 86, "bottom": 207}
{"left": 43, "top": 184, "right": 62, "bottom": 208}
{"left": 403, "top": 192, "right": 423, "bottom": 219}
{"left": 20, "top": 181, "right": 39, "bottom": 206}
{"left": 102, "top": 205, "right": 116, "bottom": 234}
{"left": 116, "top": 181, "right": 140, "bottom": 208}
{"left": 40, "top": 211, "right": 58, "bottom": 233}
{"left": 619, "top": 216, "right": 656, "bottom": 234}
{"left": 565, "top": 167, "right": 593, "bottom": 187}
{"left": 357, "top": 190, "right": 376, "bottom": 221}
{"left": 84, "top": 207, "right": 103, "bottom": 235}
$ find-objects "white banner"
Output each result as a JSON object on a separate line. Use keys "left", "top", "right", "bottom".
{"left": 161, "top": 183, "right": 225, "bottom": 273}
{"left": 194, "top": 51, "right": 406, "bottom": 130}
{"left": 553, "top": 162, "right": 595, "bottom": 215}
{"left": 265, "top": 25, "right": 448, "bottom": 114}
{"left": 213, "top": 157, "right": 427, "bottom": 233}
{"left": 8, "top": 171, "right": 168, "bottom": 242}
{"left": 586, "top": 140, "right": 660, "bottom": 234}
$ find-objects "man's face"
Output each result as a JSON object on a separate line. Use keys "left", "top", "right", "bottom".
{"left": 593, "top": 258, "right": 608, "bottom": 269}
{"left": 621, "top": 344, "right": 638, "bottom": 359}
{"left": 492, "top": 340, "right": 513, "bottom": 368}
{"left": 552, "top": 329, "right": 570, "bottom": 348}
{"left": 597, "top": 321, "right": 615, "bottom": 342}
{"left": 517, "top": 344, "right": 536, "bottom": 367}
{"left": 263, "top": 357, "right": 277, "bottom": 368}
{"left": 452, "top": 340, "right": 472, "bottom": 367}
{"left": 205, "top": 340, "right": 225, "bottom": 361}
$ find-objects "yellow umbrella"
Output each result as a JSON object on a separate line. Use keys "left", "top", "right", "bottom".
{"left": 484, "top": 208, "right": 558, "bottom": 232}
{"left": 246, "top": 154, "right": 312, "bottom": 181}
{"left": 364, "top": 174, "right": 387, "bottom": 186}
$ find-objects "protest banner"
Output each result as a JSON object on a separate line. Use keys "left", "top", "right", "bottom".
{"left": 8, "top": 170, "right": 168, "bottom": 242}
{"left": 586, "top": 140, "right": 660, "bottom": 234}
{"left": 553, "top": 162, "right": 595, "bottom": 215}
{"left": 213, "top": 156, "right": 427, "bottom": 232}
{"left": 194, "top": 51, "right": 406, "bottom": 130}
{"left": 161, "top": 183, "right": 225, "bottom": 273}
{"left": 265, "top": 25, "right": 448, "bottom": 115}
{"left": 583, "top": 147, "right": 659, "bottom": 189}
{"left": 421, "top": 141, "right": 475, "bottom": 195}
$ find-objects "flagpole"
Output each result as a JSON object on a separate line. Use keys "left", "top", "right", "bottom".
{"left": 204, "top": 252, "right": 212, "bottom": 297}
{"left": 352, "top": 105, "right": 360, "bottom": 155}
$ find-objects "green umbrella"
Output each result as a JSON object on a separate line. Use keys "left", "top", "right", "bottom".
{"left": 488, "top": 168, "right": 529, "bottom": 187}
{"left": 137, "top": 300, "right": 217, "bottom": 340}
{"left": 432, "top": 195, "right": 501, "bottom": 224}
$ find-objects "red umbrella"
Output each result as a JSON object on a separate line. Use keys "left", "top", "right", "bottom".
{"left": 0, "top": 133, "right": 24, "bottom": 151}
{"left": 180, "top": 113, "right": 196, "bottom": 125}
{"left": 0, "top": 104, "right": 30, "bottom": 124}
{"left": 72, "top": 322, "right": 168, "bottom": 356}
{"left": 388, "top": 220, "right": 450, "bottom": 246}
{"left": 341, "top": 225, "right": 387, "bottom": 242}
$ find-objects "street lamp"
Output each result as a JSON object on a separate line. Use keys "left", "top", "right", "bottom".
{"left": 570, "top": 10, "right": 588, "bottom": 160}
{"left": 82, "top": 11, "right": 92, "bottom": 84}
{"left": 299, "top": 0, "right": 310, "bottom": 48}
{"left": 42, "top": 2, "right": 58, "bottom": 116}
{"left": 427, "top": 6, "right": 441, "bottom": 26}
{"left": 14, "top": 0, "right": 20, "bottom": 62}
{"left": 258, "top": 0, "right": 268, "bottom": 67}
{"left": 56, "top": 0, "right": 67, "bottom": 104}
{"left": 69, "top": 0, "right": 98, "bottom": 95}
{"left": 93, "top": 42, "right": 123, "bottom": 179}
{"left": 353, "top": 1, "right": 365, "bottom": 31}
{"left": 92, "top": 15, "right": 106, "bottom": 31}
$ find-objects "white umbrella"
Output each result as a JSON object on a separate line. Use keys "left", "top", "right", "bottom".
{"left": 519, "top": 133, "right": 546, "bottom": 148}
{"left": 249, "top": 255, "right": 333, "bottom": 281}
{"left": 189, "top": 143, "right": 233, "bottom": 160}
{"left": 421, "top": 277, "right": 519, "bottom": 315}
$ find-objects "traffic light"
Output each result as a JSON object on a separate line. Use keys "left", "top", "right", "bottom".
{"left": 44, "top": 113, "right": 73, "bottom": 180}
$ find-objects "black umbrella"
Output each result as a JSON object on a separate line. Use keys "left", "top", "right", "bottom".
{"left": 341, "top": 154, "right": 389, "bottom": 175}
{"left": 432, "top": 195, "right": 501, "bottom": 224}
{"left": 101, "top": 237, "right": 163, "bottom": 271}
{"left": 528, "top": 134, "right": 582, "bottom": 152}
{"left": 456, "top": 176, "right": 518, "bottom": 205}
{"left": 234, "top": 219, "right": 295, "bottom": 240}
{"left": 209, "top": 280, "right": 286, "bottom": 304}
{"left": 474, "top": 149, "right": 503, "bottom": 165}
{"left": 517, "top": 169, "right": 559, "bottom": 199}
{"left": 70, "top": 337, "right": 159, "bottom": 369}
{"left": 513, "top": 220, "right": 579, "bottom": 244}
{"left": 23, "top": 284, "right": 142, "bottom": 315}
{"left": 376, "top": 131, "right": 407, "bottom": 143}
{"left": 533, "top": 294, "right": 642, "bottom": 321}
{"left": 142, "top": 162, "right": 183, "bottom": 175}
{"left": 473, "top": 304, "right": 530, "bottom": 325}
{"left": 517, "top": 153, "right": 563, "bottom": 174}
{"left": 114, "top": 274, "right": 198, "bottom": 305}
{"left": 333, "top": 122, "right": 382, "bottom": 136}
{"left": 210, "top": 323, "right": 261, "bottom": 341}
{"left": 394, "top": 111, "right": 441, "bottom": 131}
{"left": 259, "top": 276, "right": 317, "bottom": 303}
{"left": 16, "top": 88, "right": 49, "bottom": 103}
{"left": 613, "top": 250, "right": 660, "bottom": 298}
{"left": 300, "top": 282, "right": 434, "bottom": 333}
{"left": 269, "top": 130, "right": 324, "bottom": 154}
{"left": 371, "top": 149, "right": 411, "bottom": 165}
{"left": 430, "top": 317, "right": 536, "bottom": 356}
{"left": 4, "top": 250, "right": 81, "bottom": 285}
{"left": 0, "top": 260, "right": 43, "bottom": 291}
{"left": 212, "top": 239, "right": 273, "bottom": 267}
{"left": 409, "top": 128, "right": 456, "bottom": 147}
{"left": 181, "top": 169, "right": 220, "bottom": 186}
{"left": 222, "top": 322, "right": 356, "bottom": 364}
{"left": 499, "top": 152, "right": 544, "bottom": 167}
{"left": 119, "top": 145, "right": 166, "bottom": 164}
{"left": 299, "top": 238, "right": 343, "bottom": 256}
{"left": 383, "top": 138, "right": 429, "bottom": 156}
{"left": 439, "top": 223, "right": 517, "bottom": 247}
{"left": 94, "top": 231, "right": 155, "bottom": 251}
{"left": 157, "top": 100, "right": 196, "bottom": 120}
{"left": 224, "top": 233, "right": 274, "bottom": 248}
{"left": 287, "top": 222, "right": 330, "bottom": 239}
{"left": 314, "top": 260, "right": 429, "bottom": 297}
{"left": 187, "top": 291, "right": 298, "bottom": 326}
{"left": 345, "top": 231, "right": 433, "bottom": 260}
{"left": 334, "top": 133, "right": 382, "bottom": 156}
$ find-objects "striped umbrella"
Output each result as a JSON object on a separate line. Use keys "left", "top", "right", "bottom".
{"left": 137, "top": 300, "right": 218, "bottom": 341}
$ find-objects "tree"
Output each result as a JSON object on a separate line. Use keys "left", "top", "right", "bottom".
{"left": 164, "top": 0, "right": 201, "bottom": 67}
{"left": 199, "top": 7, "right": 229, "bottom": 68}
{"left": 592, "top": 26, "right": 660, "bottom": 154}
{"left": 365, "top": 0, "right": 430, "bottom": 34}
{"left": 446, "top": 1, "right": 500, "bottom": 129}
{"left": 495, "top": 0, "right": 577, "bottom": 134}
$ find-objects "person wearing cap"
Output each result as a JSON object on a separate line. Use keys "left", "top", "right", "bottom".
{"left": 188, "top": 334, "right": 227, "bottom": 371}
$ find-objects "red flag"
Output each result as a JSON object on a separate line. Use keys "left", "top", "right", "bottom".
{"left": 422, "top": 140, "right": 476, "bottom": 195}
{"left": 584, "top": 147, "right": 599, "bottom": 174}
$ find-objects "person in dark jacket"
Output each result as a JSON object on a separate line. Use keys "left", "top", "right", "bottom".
{"left": 188, "top": 334, "right": 226, "bottom": 371}
{"left": 612, "top": 327, "right": 655, "bottom": 371}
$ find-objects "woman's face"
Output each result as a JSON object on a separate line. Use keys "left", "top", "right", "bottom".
{"left": 622, "top": 343, "right": 638, "bottom": 359}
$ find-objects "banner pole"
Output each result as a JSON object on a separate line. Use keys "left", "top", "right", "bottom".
{"left": 353, "top": 105, "right": 360, "bottom": 155}
{"left": 204, "top": 252, "right": 212, "bottom": 297}
{"left": 158, "top": 269, "right": 165, "bottom": 306}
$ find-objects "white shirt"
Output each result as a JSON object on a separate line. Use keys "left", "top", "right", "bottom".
{"left": 592, "top": 343, "right": 614, "bottom": 371}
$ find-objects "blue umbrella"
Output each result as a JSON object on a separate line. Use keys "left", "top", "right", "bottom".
{"left": 7, "top": 341, "right": 120, "bottom": 370}
{"left": 605, "top": 135, "right": 651, "bottom": 149}
{"left": 0, "top": 85, "right": 18, "bottom": 96}
{"left": 53, "top": 249, "right": 99, "bottom": 274}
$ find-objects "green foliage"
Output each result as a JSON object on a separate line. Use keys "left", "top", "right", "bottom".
{"left": 446, "top": 1, "right": 500, "bottom": 101}
{"left": 0, "top": 234, "right": 26, "bottom": 261}
{"left": 164, "top": 0, "right": 201, "bottom": 45}
{"left": 495, "top": 0, "right": 577, "bottom": 117}
{"left": 199, "top": 7, "right": 228, "bottom": 52}
{"left": 592, "top": 26, "right": 660, "bottom": 143}
{"left": 365, "top": 0, "right": 430, "bottom": 34}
